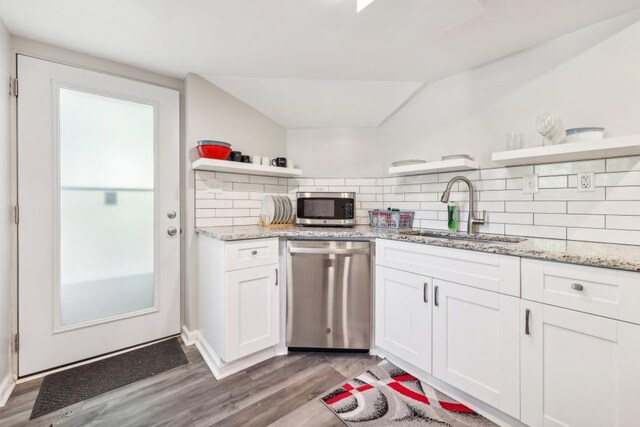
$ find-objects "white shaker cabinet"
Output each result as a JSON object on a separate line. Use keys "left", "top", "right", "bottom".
{"left": 375, "top": 265, "right": 432, "bottom": 374}
{"left": 198, "top": 236, "right": 281, "bottom": 378}
{"left": 226, "top": 265, "right": 280, "bottom": 361}
{"left": 521, "top": 301, "right": 640, "bottom": 427}
{"left": 432, "top": 279, "right": 520, "bottom": 419}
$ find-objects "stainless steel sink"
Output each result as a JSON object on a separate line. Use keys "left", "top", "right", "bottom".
{"left": 400, "top": 230, "right": 526, "bottom": 245}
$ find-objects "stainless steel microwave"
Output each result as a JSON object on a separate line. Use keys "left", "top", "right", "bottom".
{"left": 296, "top": 192, "right": 355, "bottom": 227}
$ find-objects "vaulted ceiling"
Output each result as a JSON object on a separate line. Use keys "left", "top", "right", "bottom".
{"left": 2, "top": 0, "right": 639, "bottom": 127}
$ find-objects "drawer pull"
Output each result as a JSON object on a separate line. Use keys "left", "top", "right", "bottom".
{"left": 571, "top": 283, "right": 584, "bottom": 291}
{"left": 525, "top": 309, "right": 531, "bottom": 335}
{"left": 251, "top": 250, "right": 258, "bottom": 255}
{"left": 434, "top": 285, "right": 439, "bottom": 307}
{"left": 423, "top": 282, "right": 428, "bottom": 303}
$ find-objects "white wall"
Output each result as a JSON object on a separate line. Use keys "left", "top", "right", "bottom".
{"left": 287, "top": 11, "right": 640, "bottom": 177}
{"left": 183, "top": 74, "right": 286, "bottom": 329}
{"left": 0, "top": 17, "right": 12, "bottom": 404}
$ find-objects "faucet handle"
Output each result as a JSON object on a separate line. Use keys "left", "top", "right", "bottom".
{"left": 474, "top": 210, "right": 486, "bottom": 224}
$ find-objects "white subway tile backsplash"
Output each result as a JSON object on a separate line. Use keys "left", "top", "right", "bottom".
{"left": 596, "top": 171, "right": 640, "bottom": 187}
{"left": 233, "top": 182, "right": 265, "bottom": 192}
{"left": 567, "top": 228, "right": 640, "bottom": 245}
{"left": 568, "top": 201, "right": 640, "bottom": 215}
{"left": 534, "top": 188, "right": 605, "bottom": 201}
{"left": 481, "top": 166, "right": 533, "bottom": 180}
{"left": 535, "top": 159, "right": 605, "bottom": 176}
{"left": 486, "top": 212, "right": 533, "bottom": 225}
{"left": 345, "top": 178, "right": 376, "bottom": 186}
{"left": 403, "top": 174, "right": 438, "bottom": 184}
{"left": 606, "top": 215, "right": 640, "bottom": 230}
{"left": 506, "top": 201, "right": 566, "bottom": 213}
{"left": 314, "top": 178, "right": 345, "bottom": 186}
{"left": 194, "top": 155, "right": 640, "bottom": 241}
{"left": 249, "top": 175, "right": 280, "bottom": 185}
{"left": 196, "top": 199, "right": 234, "bottom": 209}
{"left": 534, "top": 213, "right": 605, "bottom": 228}
{"left": 538, "top": 176, "right": 568, "bottom": 188}
{"left": 606, "top": 156, "right": 640, "bottom": 172}
{"left": 480, "top": 190, "right": 533, "bottom": 201}
{"left": 505, "top": 224, "right": 567, "bottom": 239}
{"left": 605, "top": 187, "right": 640, "bottom": 200}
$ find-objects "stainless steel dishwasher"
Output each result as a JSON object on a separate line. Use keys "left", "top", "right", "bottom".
{"left": 287, "top": 240, "right": 372, "bottom": 350}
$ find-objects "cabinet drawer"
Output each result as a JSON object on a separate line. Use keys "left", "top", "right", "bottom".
{"left": 225, "top": 238, "right": 279, "bottom": 271}
{"left": 376, "top": 239, "right": 520, "bottom": 296}
{"left": 522, "top": 259, "right": 640, "bottom": 325}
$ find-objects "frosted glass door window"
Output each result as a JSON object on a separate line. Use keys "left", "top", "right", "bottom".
{"left": 58, "top": 88, "right": 155, "bottom": 327}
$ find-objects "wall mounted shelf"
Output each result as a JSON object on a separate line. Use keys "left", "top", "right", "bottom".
{"left": 491, "top": 135, "right": 640, "bottom": 166}
{"left": 388, "top": 158, "right": 479, "bottom": 176}
{"left": 192, "top": 158, "right": 303, "bottom": 177}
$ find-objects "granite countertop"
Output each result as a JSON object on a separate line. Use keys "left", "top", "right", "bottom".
{"left": 195, "top": 225, "right": 640, "bottom": 272}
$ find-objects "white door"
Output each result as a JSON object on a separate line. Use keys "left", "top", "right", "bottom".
{"left": 375, "top": 266, "right": 432, "bottom": 373}
{"left": 226, "top": 265, "right": 280, "bottom": 362}
{"left": 521, "top": 301, "right": 640, "bottom": 427}
{"left": 432, "top": 279, "right": 520, "bottom": 418}
{"left": 17, "top": 55, "right": 180, "bottom": 376}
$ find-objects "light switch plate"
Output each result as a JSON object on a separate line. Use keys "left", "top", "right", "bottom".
{"left": 577, "top": 172, "right": 596, "bottom": 192}
{"left": 522, "top": 174, "right": 538, "bottom": 193}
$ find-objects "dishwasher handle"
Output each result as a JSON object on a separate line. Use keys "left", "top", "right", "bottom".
{"left": 289, "top": 247, "right": 370, "bottom": 255}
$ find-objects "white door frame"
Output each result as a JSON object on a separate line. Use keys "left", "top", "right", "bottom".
{"left": 8, "top": 49, "right": 184, "bottom": 379}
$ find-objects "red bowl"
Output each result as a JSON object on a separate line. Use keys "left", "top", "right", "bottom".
{"left": 197, "top": 145, "right": 232, "bottom": 160}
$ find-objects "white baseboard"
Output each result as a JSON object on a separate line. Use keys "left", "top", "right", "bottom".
{"left": 181, "top": 325, "right": 197, "bottom": 347}
{"left": 376, "top": 349, "right": 526, "bottom": 427}
{"left": 0, "top": 373, "right": 15, "bottom": 407}
{"left": 191, "top": 329, "right": 277, "bottom": 380}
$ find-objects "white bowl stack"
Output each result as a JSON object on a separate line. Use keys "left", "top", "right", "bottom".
{"left": 260, "top": 195, "right": 294, "bottom": 226}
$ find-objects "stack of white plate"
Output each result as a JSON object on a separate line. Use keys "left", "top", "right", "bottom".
{"left": 260, "top": 195, "right": 294, "bottom": 226}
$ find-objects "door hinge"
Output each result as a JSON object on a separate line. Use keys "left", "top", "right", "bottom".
{"left": 12, "top": 333, "right": 19, "bottom": 353}
{"left": 14, "top": 205, "right": 19, "bottom": 224}
{"left": 10, "top": 77, "right": 17, "bottom": 97}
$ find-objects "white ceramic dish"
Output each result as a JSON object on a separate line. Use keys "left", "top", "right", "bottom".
{"left": 565, "top": 127, "right": 605, "bottom": 143}
{"left": 261, "top": 196, "right": 275, "bottom": 225}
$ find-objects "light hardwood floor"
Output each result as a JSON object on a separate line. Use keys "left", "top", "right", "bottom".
{"left": 0, "top": 341, "right": 379, "bottom": 427}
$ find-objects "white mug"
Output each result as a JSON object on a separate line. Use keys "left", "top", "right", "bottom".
{"left": 287, "top": 160, "right": 295, "bottom": 169}
{"left": 261, "top": 156, "right": 271, "bottom": 166}
{"left": 250, "top": 156, "right": 260, "bottom": 164}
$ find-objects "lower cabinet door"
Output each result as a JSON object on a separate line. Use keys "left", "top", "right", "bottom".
{"left": 375, "top": 266, "right": 432, "bottom": 373}
{"left": 432, "top": 279, "right": 520, "bottom": 418}
{"left": 521, "top": 301, "right": 640, "bottom": 427}
{"left": 226, "top": 264, "right": 280, "bottom": 362}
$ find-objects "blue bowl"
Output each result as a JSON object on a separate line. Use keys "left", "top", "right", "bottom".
{"left": 197, "top": 140, "right": 231, "bottom": 147}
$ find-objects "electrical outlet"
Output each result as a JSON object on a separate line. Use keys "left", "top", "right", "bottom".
{"left": 577, "top": 172, "right": 595, "bottom": 192}
{"left": 522, "top": 174, "right": 538, "bottom": 193}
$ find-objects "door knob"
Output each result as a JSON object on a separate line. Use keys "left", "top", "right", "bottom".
{"left": 167, "top": 227, "right": 178, "bottom": 236}
{"left": 167, "top": 210, "right": 177, "bottom": 219}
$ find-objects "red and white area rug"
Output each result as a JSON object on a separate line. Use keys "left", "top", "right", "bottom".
{"left": 321, "top": 360, "right": 496, "bottom": 426}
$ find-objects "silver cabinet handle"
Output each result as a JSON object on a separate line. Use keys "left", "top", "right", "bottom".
{"left": 571, "top": 283, "right": 584, "bottom": 291}
{"left": 251, "top": 250, "right": 258, "bottom": 255}
{"left": 275, "top": 268, "right": 279, "bottom": 286}
{"left": 167, "top": 210, "right": 177, "bottom": 219}
{"left": 167, "top": 227, "right": 178, "bottom": 236}
{"left": 434, "top": 285, "right": 439, "bottom": 307}
{"left": 423, "top": 282, "right": 428, "bottom": 303}
{"left": 289, "top": 247, "right": 369, "bottom": 255}
{"left": 525, "top": 309, "right": 531, "bottom": 335}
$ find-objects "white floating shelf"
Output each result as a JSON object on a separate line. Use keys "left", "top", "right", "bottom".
{"left": 192, "top": 158, "right": 303, "bottom": 177}
{"left": 388, "top": 158, "right": 479, "bottom": 176}
{"left": 492, "top": 135, "right": 640, "bottom": 166}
